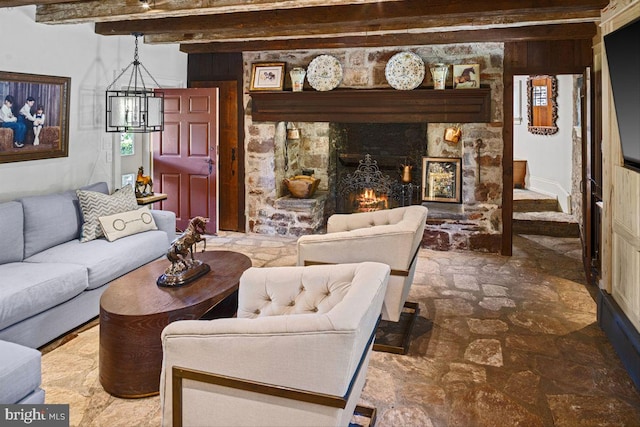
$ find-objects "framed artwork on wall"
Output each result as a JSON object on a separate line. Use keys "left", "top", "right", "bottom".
{"left": 453, "top": 64, "right": 480, "bottom": 89}
{"left": 527, "top": 74, "right": 558, "bottom": 135}
{"left": 422, "top": 157, "right": 462, "bottom": 203}
{"left": 249, "top": 62, "right": 286, "bottom": 91}
{"left": 0, "top": 71, "right": 70, "bottom": 164}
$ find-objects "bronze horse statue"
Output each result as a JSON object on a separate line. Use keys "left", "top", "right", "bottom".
{"left": 167, "top": 216, "right": 208, "bottom": 267}
{"left": 158, "top": 216, "right": 210, "bottom": 286}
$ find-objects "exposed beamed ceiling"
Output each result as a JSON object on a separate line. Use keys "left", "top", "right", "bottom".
{"left": 1, "top": 0, "right": 607, "bottom": 53}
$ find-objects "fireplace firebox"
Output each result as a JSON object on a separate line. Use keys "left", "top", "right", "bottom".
{"left": 331, "top": 123, "right": 426, "bottom": 214}
{"left": 337, "top": 154, "right": 393, "bottom": 213}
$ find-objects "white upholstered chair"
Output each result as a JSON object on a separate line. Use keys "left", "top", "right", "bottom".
{"left": 297, "top": 205, "right": 428, "bottom": 353}
{"left": 160, "top": 262, "right": 390, "bottom": 427}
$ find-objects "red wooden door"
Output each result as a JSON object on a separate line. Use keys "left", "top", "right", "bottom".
{"left": 152, "top": 88, "right": 219, "bottom": 232}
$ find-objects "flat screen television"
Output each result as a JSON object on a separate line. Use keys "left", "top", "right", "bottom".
{"left": 604, "top": 17, "right": 640, "bottom": 173}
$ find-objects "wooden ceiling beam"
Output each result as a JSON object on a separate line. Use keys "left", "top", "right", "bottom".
{"left": 93, "top": 0, "right": 606, "bottom": 35}
{"left": 40, "top": 0, "right": 608, "bottom": 25}
{"left": 35, "top": 0, "right": 402, "bottom": 24}
{"left": 178, "top": 22, "right": 599, "bottom": 53}
{"left": 142, "top": 11, "right": 600, "bottom": 46}
{"left": 0, "top": 0, "right": 81, "bottom": 7}
{"left": 96, "top": 0, "right": 606, "bottom": 35}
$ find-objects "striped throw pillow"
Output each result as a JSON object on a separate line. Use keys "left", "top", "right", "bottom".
{"left": 77, "top": 185, "right": 139, "bottom": 242}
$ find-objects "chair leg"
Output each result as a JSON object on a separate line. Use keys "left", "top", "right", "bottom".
{"left": 354, "top": 404, "right": 377, "bottom": 427}
{"left": 373, "top": 301, "right": 420, "bottom": 355}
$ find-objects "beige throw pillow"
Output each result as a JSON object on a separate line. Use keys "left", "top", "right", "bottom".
{"left": 77, "top": 185, "right": 139, "bottom": 242}
{"left": 98, "top": 207, "right": 158, "bottom": 242}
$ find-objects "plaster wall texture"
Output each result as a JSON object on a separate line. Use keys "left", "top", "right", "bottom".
{"left": 0, "top": 6, "right": 187, "bottom": 201}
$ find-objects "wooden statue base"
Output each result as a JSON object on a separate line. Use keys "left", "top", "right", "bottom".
{"left": 157, "top": 261, "right": 211, "bottom": 287}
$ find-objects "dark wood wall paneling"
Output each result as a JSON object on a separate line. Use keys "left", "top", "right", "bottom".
{"left": 188, "top": 53, "right": 246, "bottom": 232}
{"left": 187, "top": 52, "right": 243, "bottom": 84}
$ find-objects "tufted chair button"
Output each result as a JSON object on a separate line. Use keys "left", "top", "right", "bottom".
{"left": 254, "top": 309, "right": 261, "bottom": 315}
{"left": 325, "top": 291, "right": 331, "bottom": 296}
{"left": 300, "top": 285, "right": 305, "bottom": 292}
{"left": 288, "top": 301, "right": 296, "bottom": 306}
{"left": 265, "top": 296, "right": 272, "bottom": 301}
{"left": 312, "top": 307, "right": 318, "bottom": 312}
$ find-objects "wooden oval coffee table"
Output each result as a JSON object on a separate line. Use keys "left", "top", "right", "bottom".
{"left": 99, "top": 250, "right": 251, "bottom": 398}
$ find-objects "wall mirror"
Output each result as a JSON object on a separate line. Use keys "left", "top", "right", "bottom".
{"left": 527, "top": 75, "right": 558, "bottom": 135}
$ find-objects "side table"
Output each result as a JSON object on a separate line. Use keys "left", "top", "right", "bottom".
{"left": 136, "top": 193, "right": 168, "bottom": 206}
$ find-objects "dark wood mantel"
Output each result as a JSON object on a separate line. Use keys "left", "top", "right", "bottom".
{"left": 250, "top": 88, "right": 491, "bottom": 123}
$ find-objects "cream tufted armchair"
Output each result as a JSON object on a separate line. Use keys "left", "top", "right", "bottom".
{"left": 160, "top": 261, "right": 390, "bottom": 427}
{"left": 297, "top": 205, "right": 428, "bottom": 354}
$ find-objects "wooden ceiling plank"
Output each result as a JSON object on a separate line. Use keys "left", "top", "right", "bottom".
{"left": 140, "top": 10, "right": 600, "bottom": 45}
{"left": 40, "top": 0, "right": 608, "bottom": 25}
{"left": 35, "top": 0, "right": 402, "bottom": 24}
{"left": 0, "top": 0, "right": 81, "bottom": 7}
{"left": 93, "top": 2, "right": 603, "bottom": 38}
{"left": 178, "top": 23, "right": 599, "bottom": 54}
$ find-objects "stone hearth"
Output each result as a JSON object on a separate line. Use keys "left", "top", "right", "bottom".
{"left": 255, "top": 192, "right": 328, "bottom": 236}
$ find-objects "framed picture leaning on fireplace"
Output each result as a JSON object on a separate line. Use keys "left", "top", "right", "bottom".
{"left": 0, "top": 71, "right": 70, "bottom": 164}
{"left": 422, "top": 157, "right": 462, "bottom": 203}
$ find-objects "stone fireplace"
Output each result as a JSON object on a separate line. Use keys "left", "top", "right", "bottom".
{"left": 244, "top": 42, "right": 504, "bottom": 252}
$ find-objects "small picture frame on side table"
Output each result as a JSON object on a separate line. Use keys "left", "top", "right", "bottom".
{"left": 422, "top": 157, "right": 462, "bottom": 203}
{"left": 250, "top": 62, "right": 286, "bottom": 91}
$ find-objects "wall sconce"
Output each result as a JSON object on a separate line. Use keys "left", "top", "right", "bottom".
{"left": 140, "top": 0, "right": 151, "bottom": 9}
{"left": 105, "top": 33, "right": 163, "bottom": 133}
{"left": 286, "top": 122, "right": 301, "bottom": 140}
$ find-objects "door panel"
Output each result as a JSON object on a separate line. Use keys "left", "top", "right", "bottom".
{"left": 191, "top": 80, "right": 243, "bottom": 231}
{"left": 153, "top": 88, "right": 219, "bottom": 232}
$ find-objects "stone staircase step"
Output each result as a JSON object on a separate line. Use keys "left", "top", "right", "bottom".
{"left": 513, "top": 198, "right": 560, "bottom": 212}
{"left": 513, "top": 211, "right": 580, "bottom": 238}
{"left": 513, "top": 189, "right": 560, "bottom": 212}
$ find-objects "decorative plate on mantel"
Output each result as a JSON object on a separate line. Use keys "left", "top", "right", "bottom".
{"left": 306, "top": 55, "right": 343, "bottom": 91}
{"left": 385, "top": 51, "right": 425, "bottom": 90}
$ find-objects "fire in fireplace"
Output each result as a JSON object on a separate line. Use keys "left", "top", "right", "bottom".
{"left": 354, "top": 189, "right": 389, "bottom": 213}
{"left": 337, "top": 154, "right": 394, "bottom": 213}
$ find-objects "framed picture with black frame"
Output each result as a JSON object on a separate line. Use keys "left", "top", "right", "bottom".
{"left": 421, "top": 157, "right": 462, "bottom": 203}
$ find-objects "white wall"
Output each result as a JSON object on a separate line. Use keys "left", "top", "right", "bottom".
{"left": 0, "top": 6, "right": 187, "bottom": 201}
{"left": 513, "top": 74, "right": 575, "bottom": 212}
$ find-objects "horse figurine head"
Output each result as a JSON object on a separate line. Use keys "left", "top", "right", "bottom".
{"left": 188, "top": 216, "right": 209, "bottom": 236}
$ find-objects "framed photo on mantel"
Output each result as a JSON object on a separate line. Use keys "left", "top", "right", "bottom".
{"left": 249, "top": 62, "right": 286, "bottom": 91}
{"left": 422, "top": 157, "right": 462, "bottom": 203}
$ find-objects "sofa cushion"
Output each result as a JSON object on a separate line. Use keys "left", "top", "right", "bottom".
{"left": 25, "top": 230, "right": 168, "bottom": 290}
{"left": 0, "top": 202, "right": 24, "bottom": 264}
{"left": 19, "top": 191, "right": 80, "bottom": 259}
{"left": 0, "top": 340, "right": 42, "bottom": 404}
{"left": 0, "top": 262, "right": 88, "bottom": 330}
{"left": 77, "top": 184, "right": 138, "bottom": 242}
{"left": 19, "top": 182, "right": 109, "bottom": 259}
{"left": 99, "top": 206, "right": 157, "bottom": 242}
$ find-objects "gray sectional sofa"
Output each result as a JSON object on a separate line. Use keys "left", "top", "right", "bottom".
{"left": 0, "top": 182, "right": 176, "bottom": 404}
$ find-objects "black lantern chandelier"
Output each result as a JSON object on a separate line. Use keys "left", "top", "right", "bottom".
{"left": 105, "top": 33, "right": 163, "bottom": 133}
